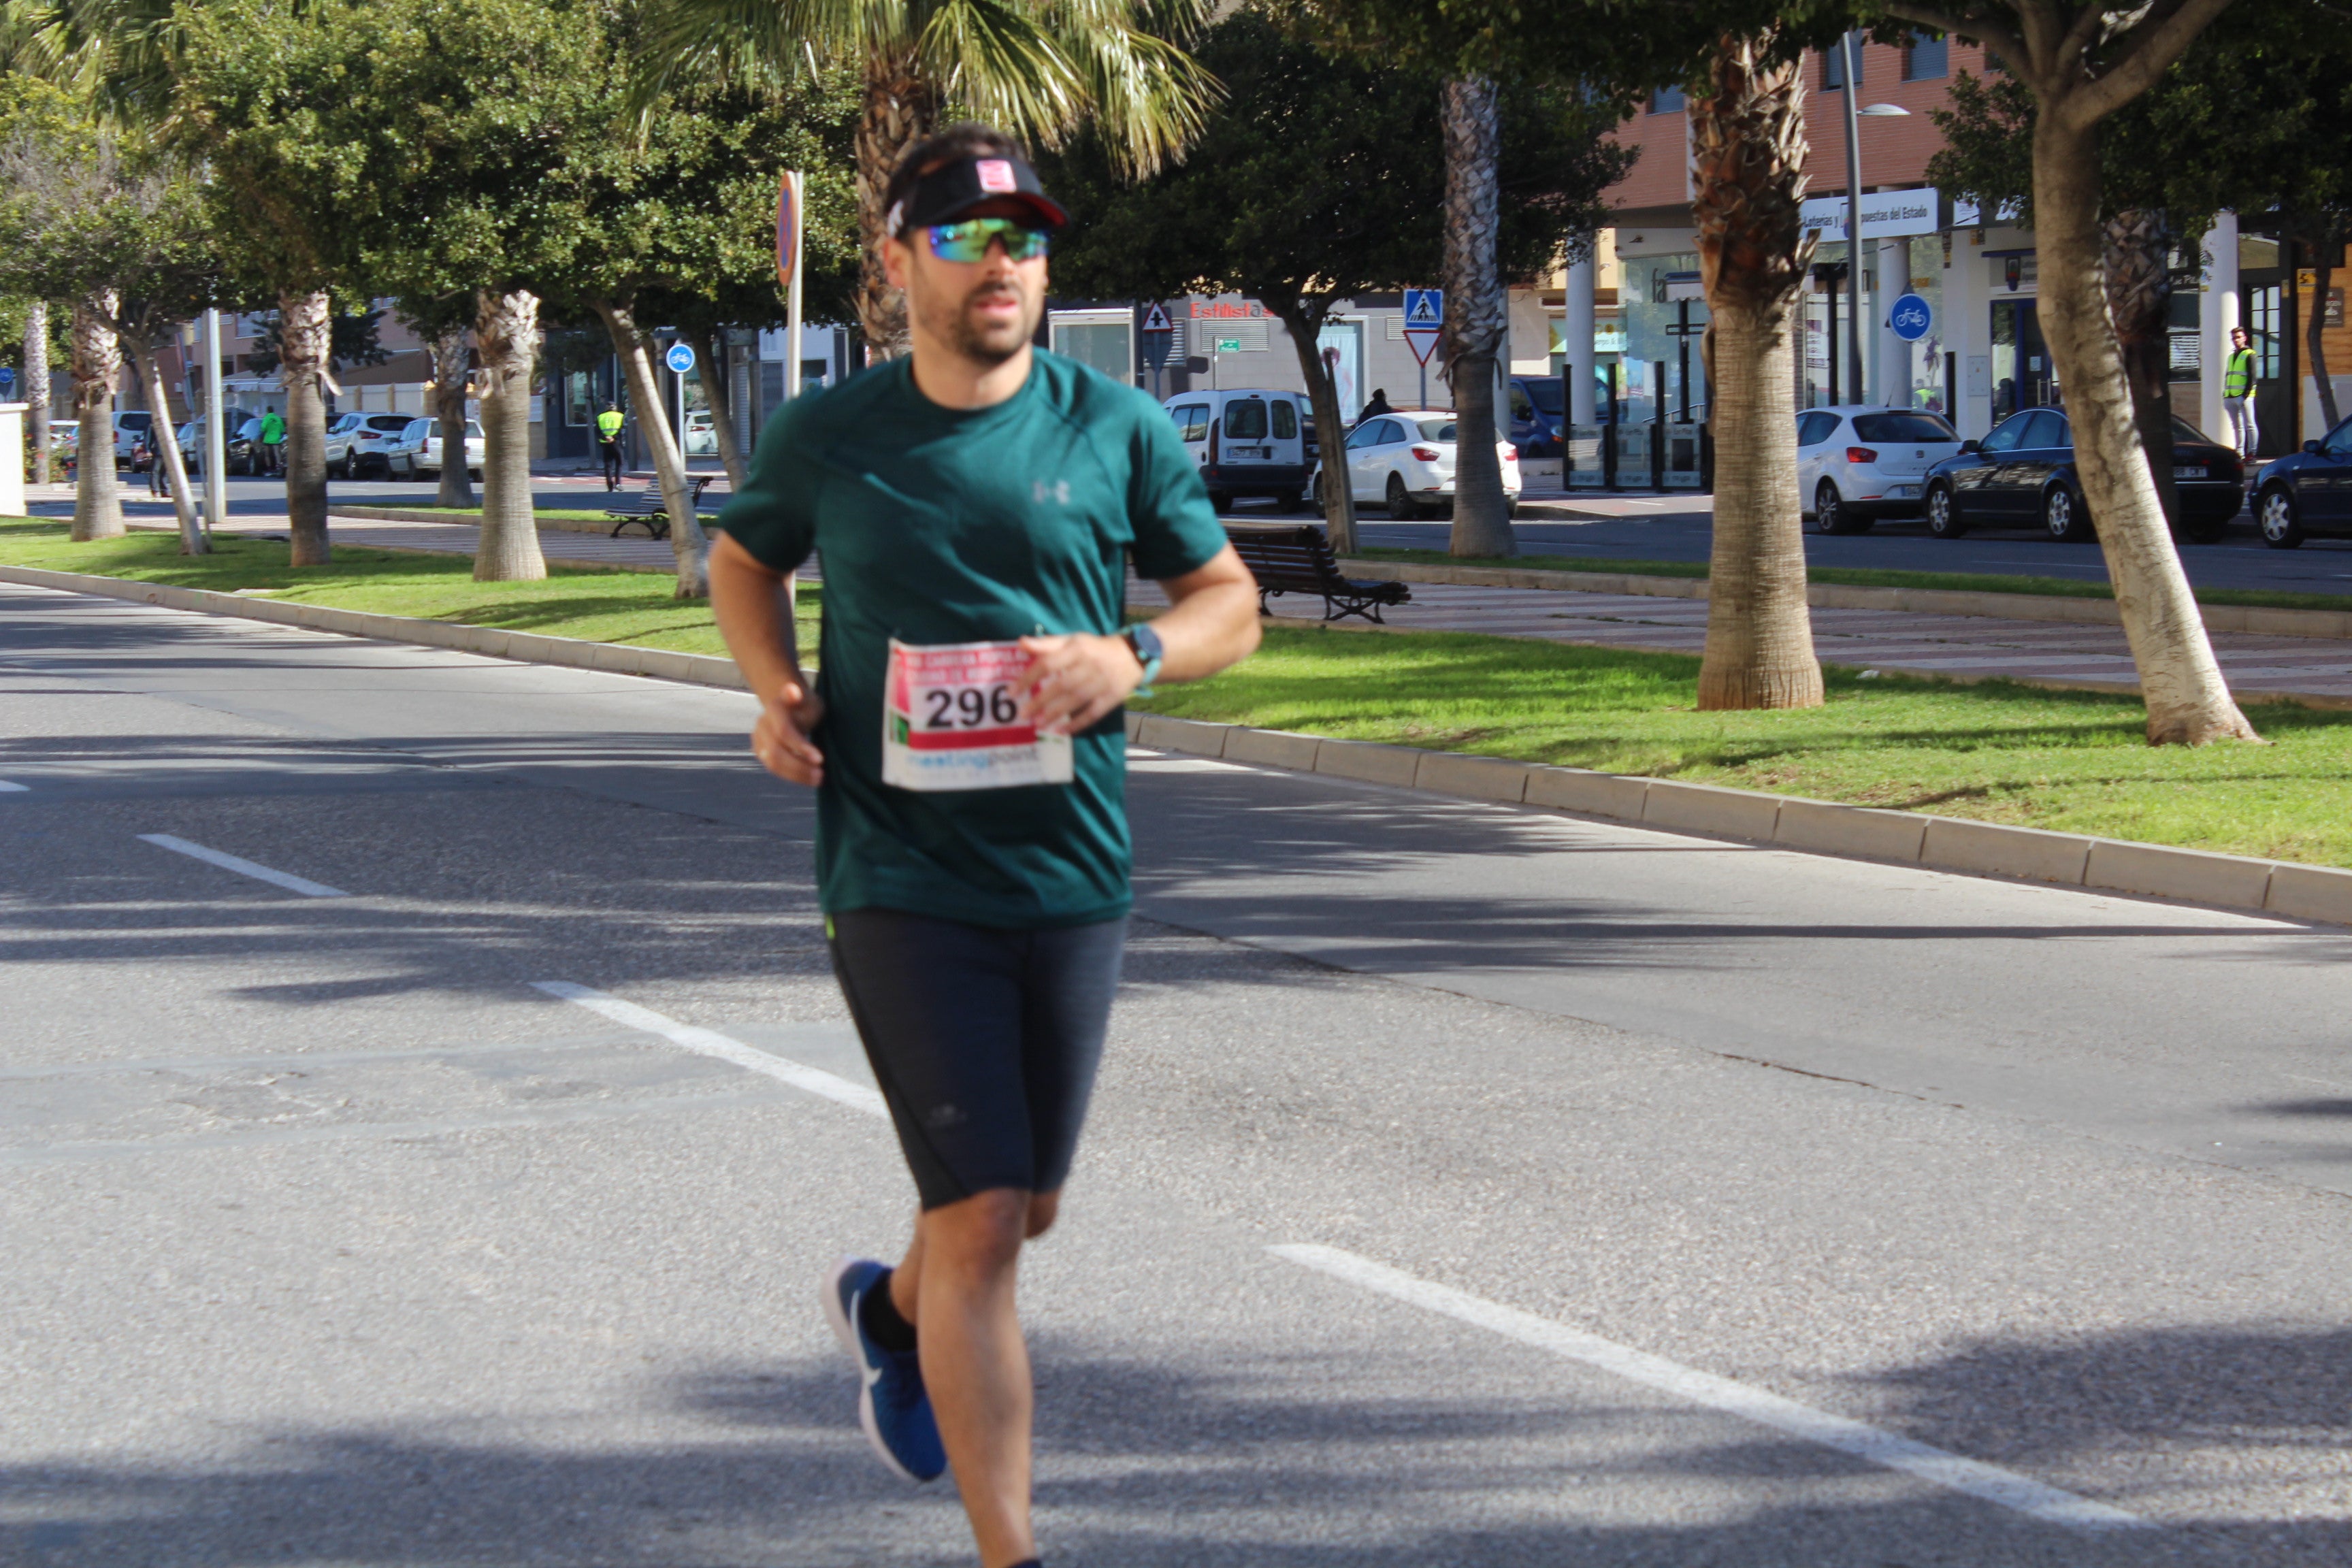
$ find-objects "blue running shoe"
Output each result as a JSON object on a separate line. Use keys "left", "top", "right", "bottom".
{"left": 822, "top": 1257, "right": 947, "bottom": 1482}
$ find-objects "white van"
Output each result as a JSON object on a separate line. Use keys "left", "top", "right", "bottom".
{"left": 1162, "top": 388, "right": 1311, "bottom": 512}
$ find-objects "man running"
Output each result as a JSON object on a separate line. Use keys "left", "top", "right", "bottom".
{"left": 708, "top": 125, "right": 1259, "bottom": 1568}
{"left": 595, "top": 402, "right": 625, "bottom": 489}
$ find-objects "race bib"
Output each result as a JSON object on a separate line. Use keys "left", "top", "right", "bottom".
{"left": 883, "top": 638, "right": 1073, "bottom": 791}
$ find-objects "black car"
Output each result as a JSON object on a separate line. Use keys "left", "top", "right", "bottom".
{"left": 1921, "top": 408, "right": 2243, "bottom": 544}
{"left": 2251, "top": 415, "right": 2352, "bottom": 548}
{"left": 226, "top": 416, "right": 265, "bottom": 475}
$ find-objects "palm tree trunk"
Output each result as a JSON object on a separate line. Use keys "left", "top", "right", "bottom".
{"left": 472, "top": 289, "right": 549, "bottom": 582}
{"left": 591, "top": 296, "right": 709, "bottom": 598}
{"left": 854, "top": 49, "right": 940, "bottom": 359}
{"left": 127, "top": 335, "right": 204, "bottom": 554}
{"left": 685, "top": 326, "right": 751, "bottom": 491}
{"left": 69, "top": 292, "right": 123, "bottom": 542}
{"left": 1690, "top": 33, "right": 1823, "bottom": 712}
{"left": 25, "top": 301, "right": 50, "bottom": 487}
{"left": 278, "top": 289, "right": 333, "bottom": 567}
{"left": 1275, "top": 299, "right": 1359, "bottom": 553}
{"left": 1439, "top": 75, "right": 1513, "bottom": 558}
{"left": 2102, "top": 209, "right": 2179, "bottom": 527}
{"left": 2034, "top": 115, "right": 2255, "bottom": 744}
{"left": 431, "top": 327, "right": 476, "bottom": 508}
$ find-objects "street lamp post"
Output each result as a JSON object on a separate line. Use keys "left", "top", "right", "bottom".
{"left": 1835, "top": 31, "right": 1912, "bottom": 407}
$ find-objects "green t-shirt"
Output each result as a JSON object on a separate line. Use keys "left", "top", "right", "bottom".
{"left": 717, "top": 352, "right": 1226, "bottom": 929}
{"left": 259, "top": 413, "right": 284, "bottom": 444}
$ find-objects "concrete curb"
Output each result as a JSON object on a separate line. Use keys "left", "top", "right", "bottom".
{"left": 6, "top": 559, "right": 2344, "bottom": 926}
{"left": 1118, "top": 710, "right": 2352, "bottom": 926}
{"left": 1336, "top": 557, "right": 2352, "bottom": 642}
{"left": 0, "top": 563, "right": 749, "bottom": 691}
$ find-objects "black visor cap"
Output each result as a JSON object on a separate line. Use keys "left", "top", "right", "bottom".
{"left": 887, "top": 153, "right": 1068, "bottom": 238}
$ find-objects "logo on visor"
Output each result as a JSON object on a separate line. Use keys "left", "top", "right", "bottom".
{"left": 976, "top": 159, "right": 1017, "bottom": 193}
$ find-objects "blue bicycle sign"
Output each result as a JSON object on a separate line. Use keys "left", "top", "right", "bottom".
{"left": 1889, "top": 293, "right": 1933, "bottom": 342}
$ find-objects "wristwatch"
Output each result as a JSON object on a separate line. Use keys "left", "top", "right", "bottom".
{"left": 1122, "top": 622, "right": 1165, "bottom": 698}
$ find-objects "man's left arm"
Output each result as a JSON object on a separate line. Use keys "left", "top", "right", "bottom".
{"left": 1018, "top": 546, "right": 1260, "bottom": 734}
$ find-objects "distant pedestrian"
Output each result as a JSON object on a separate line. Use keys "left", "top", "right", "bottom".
{"left": 140, "top": 433, "right": 165, "bottom": 495}
{"left": 2223, "top": 326, "right": 2259, "bottom": 459}
{"left": 259, "top": 408, "right": 287, "bottom": 475}
{"left": 595, "top": 403, "right": 625, "bottom": 489}
{"left": 1357, "top": 387, "right": 1393, "bottom": 423}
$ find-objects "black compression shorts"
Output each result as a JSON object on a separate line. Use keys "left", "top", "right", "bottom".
{"left": 827, "top": 908, "right": 1126, "bottom": 1211}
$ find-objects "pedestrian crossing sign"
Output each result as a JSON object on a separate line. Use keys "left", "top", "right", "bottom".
{"left": 1404, "top": 289, "right": 1443, "bottom": 327}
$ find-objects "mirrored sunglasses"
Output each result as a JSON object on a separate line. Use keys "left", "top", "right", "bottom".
{"left": 924, "top": 218, "right": 1051, "bottom": 263}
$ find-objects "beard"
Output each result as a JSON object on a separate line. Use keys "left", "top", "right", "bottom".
{"left": 930, "top": 276, "right": 1038, "bottom": 366}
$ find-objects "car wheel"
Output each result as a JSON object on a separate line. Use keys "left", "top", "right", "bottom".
{"left": 341, "top": 451, "right": 357, "bottom": 480}
{"left": 2044, "top": 485, "right": 2093, "bottom": 542}
{"left": 2257, "top": 485, "right": 2304, "bottom": 549}
{"left": 1291, "top": 489, "right": 1315, "bottom": 514}
{"left": 1385, "top": 473, "right": 1418, "bottom": 521}
{"left": 1925, "top": 483, "right": 1967, "bottom": 538}
{"left": 1811, "top": 479, "right": 1846, "bottom": 534}
{"left": 1206, "top": 490, "right": 1232, "bottom": 514}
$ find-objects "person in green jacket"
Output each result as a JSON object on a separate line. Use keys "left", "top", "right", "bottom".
{"left": 2223, "top": 326, "right": 2259, "bottom": 459}
{"left": 595, "top": 404, "right": 625, "bottom": 489}
{"left": 258, "top": 409, "right": 286, "bottom": 476}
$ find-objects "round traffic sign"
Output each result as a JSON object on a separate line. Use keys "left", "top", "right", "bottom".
{"left": 664, "top": 341, "right": 696, "bottom": 375}
{"left": 1889, "top": 293, "right": 1933, "bottom": 342}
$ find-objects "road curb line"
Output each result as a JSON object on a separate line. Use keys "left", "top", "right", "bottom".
{"left": 0, "top": 563, "right": 749, "bottom": 691}
{"left": 7, "top": 560, "right": 2343, "bottom": 925}
{"left": 331, "top": 504, "right": 669, "bottom": 537}
{"left": 1337, "top": 557, "right": 2352, "bottom": 642}
{"left": 1124, "top": 710, "right": 2352, "bottom": 926}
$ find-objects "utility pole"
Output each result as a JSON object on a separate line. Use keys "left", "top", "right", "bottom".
{"left": 201, "top": 308, "right": 225, "bottom": 538}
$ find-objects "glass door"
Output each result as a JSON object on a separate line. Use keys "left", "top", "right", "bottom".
{"left": 1989, "top": 299, "right": 2053, "bottom": 423}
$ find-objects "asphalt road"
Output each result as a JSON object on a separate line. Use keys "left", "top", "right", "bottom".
{"left": 4, "top": 585, "right": 2350, "bottom": 1565}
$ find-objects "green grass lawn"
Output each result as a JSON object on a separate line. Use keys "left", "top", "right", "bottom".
{"left": 1134, "top": 622, "right": 2352, "bottom": 868}
{"left": 1355, "top": 546, "right": 2352, "bottom": 613}
{"left": 0, "top": 519, "right": 819, "bottom": 659}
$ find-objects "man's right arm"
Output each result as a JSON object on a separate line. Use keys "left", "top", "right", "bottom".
{"left": 710, "top": 532, "right": 826, "bottom": 787}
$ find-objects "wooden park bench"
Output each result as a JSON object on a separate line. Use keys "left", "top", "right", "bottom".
{"left": 608, "top": 475, "right": 718, "bottom": 539}
{"left": 1224, "top": 523, "right": 1411, "bottom": 624}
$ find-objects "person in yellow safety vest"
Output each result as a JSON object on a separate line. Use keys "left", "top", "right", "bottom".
{"left": 595, "top": 403, "right": 625, "bottom": 491}
{"left": 2223, "top": 326, "right": 2259, "bottom": 461}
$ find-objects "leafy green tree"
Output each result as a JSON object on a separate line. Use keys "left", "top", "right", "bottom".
{"left": 634, "top": 0, "right": 1219, "bottom": 355}
{"left": 0, "top": 80, "right": 217, "bottom": 550}
{"left": 542, "top": 71, "right": 861, "bottom": 595}
{"left": 1310, "top": 0, "right": 1858, "bottom": 707}
{"left": 1043, "top": 4, "right": 1627, "bottom": 553}
{"left": 1883, "top": 0, "right": 2258, "bottom": 745}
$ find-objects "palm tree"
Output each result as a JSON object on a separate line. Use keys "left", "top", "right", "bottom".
{"left": 1688, "top": 31, "right": 1822, "bottom": 712}
{"left": 1438, "top": 74, "right": 1512, "bottom": 558}
{"left": 635, "top": 0, "right": 1219, "bottom": 354}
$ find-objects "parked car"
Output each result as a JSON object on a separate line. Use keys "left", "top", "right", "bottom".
{"left": 1313, "top": 408, "right": 1522, "bottom": 520}
{"left": 1797, "top": 406, "right": 1964, "bottom": 534}
{"left": 46, "top": 419, "right": 79, "bottom": 472}
{"left": 225, "top": 415, "right": 266, "bottom": 474}
{"left": 174, "top": 416, "right": 206, "bottom": 470}
{"left": 1164, "top": 389, "right": 1313, "bottom": 511}
{"left": 1923, "top": 408, "right": 2242, "bottom": 544}
{"left": 113, "top": 410, "right": 157, "bottom": 470}
{"left": 394, "top": 416, "right": 485, "bottom": 480}
{"left": 2251, "top": 414, "right": 2352, "bottom": 549}
{"left": 683, "top": 408, "right": 718, "bottom": 457}
{"left": 1507, "top": 375, "right": 1565, "bottom": 457}
{"left": 323, "top": 412, "right": 423, "bottom": 478}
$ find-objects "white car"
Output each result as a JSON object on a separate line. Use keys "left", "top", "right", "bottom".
{"left": 328, "top": 412, "right": 425, "bottom": 479}
{"left": 389, "top": 416, "right": 485, "bottom": 481}
{"left": 683, "top": 409, "right": 717, "bottom": 457}
{"left": 1164, "top": 389, "right": 1313, "bottom": 511}
{"left": 1797, "top": 405, "right": 1964, "bottom": 534}
{"left": 1315, "top": 410, "right": 1522, "bottom": 520}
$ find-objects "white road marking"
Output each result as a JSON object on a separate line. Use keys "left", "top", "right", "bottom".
{"left": 135, "top": 833, "right": 348, "bottom": 898}
{"left": 532, "top": 981, "right": 887, "bottom": 1119}
{"left": 1269, "top": 1243, "right": 2153, "bottom": 1534}
{"left": 0, "top": 779, "right": 27, "bottom": 792}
